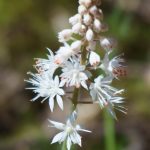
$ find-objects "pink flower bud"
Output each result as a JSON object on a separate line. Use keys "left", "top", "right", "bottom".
{"left": 78, "top": 5, "right": 87, "bottom": 15}
{"left": 79, "top": 0, "right": 92, "bottom": 8}
{"left": 89, "top": 51, "right": 100, "bottom": 66}
{"left": 89, "top": 5, "right": 98, "bottom": 15}
{"left": 86, "top": 29, "right": 94, "bottom": 41}
{"left": 71, "top": 41, "right": 82, "bottom": 52}
{"left": 72, "top": 23, "right": 82, "bottom": 33}
{"left": 83, "top": 13, "right": 92, "bottom": 25}
{"left": 58, "top": 29, "right": 73, "bottom": 42}
{"left": 93, "top": 19, "right": 101, "bottom": 32}
{"left": 100, "top": 38, "right": 116, "bottom": 50}
{"left": 69, "top": 14, "right": 81, "bottom": 25}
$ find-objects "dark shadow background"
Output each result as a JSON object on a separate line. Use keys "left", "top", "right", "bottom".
{"left": 0, "top": 0, "right": 150, "bottom": 150}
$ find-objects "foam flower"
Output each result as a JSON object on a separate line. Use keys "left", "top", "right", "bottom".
{"left": 49, "top": 116, "right": 91, "bottom": 150}
{"left": 100, "top": 53, "right": 126, "bottom": 79}
{"left": 26, "top": 74, "right": 65, "bottom": 112}
{"left": 60, "top": 58, "right": 89, "bottom": 89}
{"left": 90, "top": 75, "right": 124, "bottom": 108}
{"left": 34, "top": 48, "right": 59, "bottom": 76}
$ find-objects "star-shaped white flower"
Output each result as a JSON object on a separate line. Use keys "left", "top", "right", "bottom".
{"left": 26, "top": 73, "right": 65, "bottom": 112}
{"left": 104, "top": 96, "right": 126, "bottom": 119}
{"left": 49, "top": 118, "right": 91, "bottom": 150}
{"left": 35, "top": 48, "right": 59, "bottom": 76}
{"left": 60, "top": 58, "right": 89, "bottom": 89}
{"left": 100, "top": 53, "right": 126, "bottom": 79}
{"left": 90, "top": 75, "right": 124, "bottom": 109}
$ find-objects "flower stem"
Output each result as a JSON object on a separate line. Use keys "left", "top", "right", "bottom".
{"left": 72, "top": 88, "right": 79, "bottom": 110}
{"left": 81, "top": 41, "right": 88, "bottom": 65}
{"left": 62, "top": 141, "right": 66, "bottom": 150}
{"left": 104, "top": 110, "right": 116, "bottom": 150}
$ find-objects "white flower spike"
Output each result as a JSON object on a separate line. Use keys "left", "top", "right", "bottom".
{"left": 26, "top": 0, "right": 127, "bottom": 149}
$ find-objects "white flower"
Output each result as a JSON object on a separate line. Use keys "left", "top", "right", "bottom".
{"left": 49, "top": 118, "right": 91, "bottom": 150}
{"left": 69, "top": 14, "right": 82, "bottom": 26}
{"left": 105, "top": 96, "right": 127, "bottom": 119}
{"left": 86, "top": 28, "right": 94, "bottom": 41}
{"left": 58, "top": 29, "right": 73, "bottom": 43}
{"left": 83, "top": 13, "right": 92, "bottom": 25}
{"left": 60, "top": 58, "right": 89, "bottom": 89}
{"left": 26, "top": 73, "right": 65, "bottom": 112}
{"left": 90, "top": 75, "right": 124, "bottom": 108}
{"left": 100, "top": 53, "right": 126, "bottom": 79}
{"left": 34, "top": 48, "right": 59, "bottom": 75}
{"left": 89, "top": 51, "right": 100, "bottom": 67}
{"left": 55, "top": 42, "right": 81, "bottom": 64}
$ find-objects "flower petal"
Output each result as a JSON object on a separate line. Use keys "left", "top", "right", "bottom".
{"left": 48, "top": 120, "right": 65, "bottom": 130}
{"left": 67, "top": 137, "right": 72, "bottom": 150}
{"left": 56, "top": 95, "right": 63, "bottom": 110}
{"left": 74, "top": 132, "right": 81, "bottom": 146}
{"left": 51, "top": 132, "right": 64, "bottom": 144}
{"left": 54, "top": 76, "right": 59, "bottom": 86}
{"left": 49, "top": 97, "right": 54, "bottom": 112}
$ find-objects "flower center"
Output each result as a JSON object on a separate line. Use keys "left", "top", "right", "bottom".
{"left": 66, "top": 126, "right": 73, "bottom": 133}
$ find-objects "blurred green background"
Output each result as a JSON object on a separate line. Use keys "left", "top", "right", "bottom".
{"left": 0, "top": 0, "right": 150, "bottom": 150}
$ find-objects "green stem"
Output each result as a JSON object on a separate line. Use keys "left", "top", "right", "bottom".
{"left": 61, "top": 141, "right": 66, "bottom": 150}
{"left": 72, "top": 88, "right": 79, "bottom": 110}
{"left": 104, "top": 110, "right": 116, "bottom": 150}
{"left": 81, "top": 41, "right": 88, "bottom": 65}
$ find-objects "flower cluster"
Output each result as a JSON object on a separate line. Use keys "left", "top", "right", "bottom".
{"left": 26, "top": 0, "right": 126, "bottom": 149}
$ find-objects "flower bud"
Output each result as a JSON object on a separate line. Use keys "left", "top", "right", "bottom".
{"left": 94, "top": 9, "right": 103, "bottom": 19}
{"left": 81, "top": 25, "right": 87, "bottom": 33}
{"left": 93, "top": 19, "right": 101, "bottom": 32}
{"left": 79, "top": 0, "right": 92, "bottom": 8}
{"left": 69, "top": 14, "right": 81, "bottom": 25}
{"left": 71, "top": 40, "right": 82, "bottom": 52}
{"left": 100, "top": 38, "right": 116, "bottom": 50}
{"left": 58, "top": 29, "right": 73, "bottom": 42}
{"left": 86, "top": 29, "right": 94, "bottom": 41}
{"left": 83, "top": 13, "right": 92, "bottom": 25}
{"left": 55, "top": 45, "right": 74, "bottom": 64}
{"left": 78, "top": 5, "right": 87, "bottom": 15}
{"left": 89, "top": 5, "right": 98, "bottom": 15}
{"left": 72, "top": 23, "right": 82, "bottom": 33}
{"left": 89, "top": 51, "right": 100, "bottom": 66}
